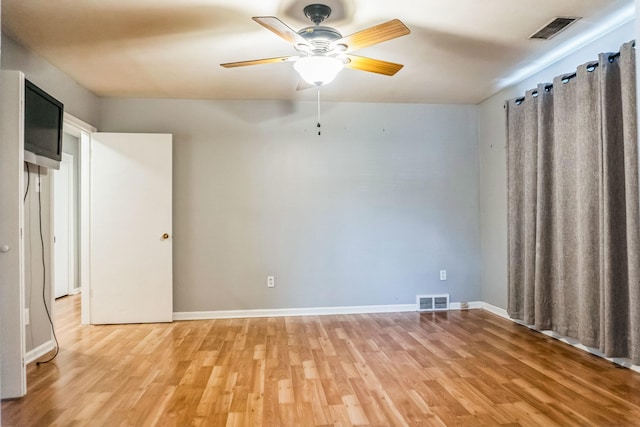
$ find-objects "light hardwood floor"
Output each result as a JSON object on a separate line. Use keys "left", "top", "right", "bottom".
{"left": 3, "top": 295, "right": 640, "bottom": 426}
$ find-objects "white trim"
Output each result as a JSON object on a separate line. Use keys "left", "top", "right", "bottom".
{"left": 450, "top": 301, "right": 483, "bottom": 310}
{"left": 63, "top": 113, "right": 96, "bottom": 134}
{"left": 53, "top": 152, "right": 75, "bottom": 299}
{"left": 174, "top": 304, "right": 418, "bottom": 320}
{"left": 24, "top": 340, "right": 55, "bottom": 365}
{"left": 63, "top": 115, "right": 95, "bottom": 325}
{"left": 481, "top": 302, "right": 510, "bottom": 319}
{"left": 540, "top": 331, "right": 640, "bottom": 373}
{"left": 481, "top": 302, "right": 640, "bottom": 373}
{"left": 173, "top": 301, "right": 488, "bottom": 321}
{"left": 79, "top": 131, "right": 91, "bottom": 325}
{"left": 67, "top": 152, "right": 75, "bottom": 299}
{"left": 49, "top": 166, "right": 57, "bottom": 343}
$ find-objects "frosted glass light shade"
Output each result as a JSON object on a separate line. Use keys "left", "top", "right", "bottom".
{"left": 294, "top": 56, "right": 344, "bottom": 86}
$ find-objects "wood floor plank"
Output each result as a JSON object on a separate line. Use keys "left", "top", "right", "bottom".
{"left": 3, "top": 295, "right": 640, "bottom": 426}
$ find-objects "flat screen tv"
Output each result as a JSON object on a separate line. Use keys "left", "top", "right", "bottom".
{"left": 24, "top": 79, "right": 64, "bottom": 170}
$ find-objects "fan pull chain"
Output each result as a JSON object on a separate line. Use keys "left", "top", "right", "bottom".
{"left": 317, "top": 87, "right": 321, "bottom": 136}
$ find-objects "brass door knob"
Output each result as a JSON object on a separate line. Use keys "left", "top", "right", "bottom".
{"left": 162, "top": 233, "right": 170, "bottom": 240}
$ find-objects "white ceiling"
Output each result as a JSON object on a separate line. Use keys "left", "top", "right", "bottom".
{"left": 2, "top": 0, "right": 634, "bottom": 104}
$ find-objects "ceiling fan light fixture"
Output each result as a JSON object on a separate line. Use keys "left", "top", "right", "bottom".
{"left": 294, "top": 55, "right": 344, "bottom": 86}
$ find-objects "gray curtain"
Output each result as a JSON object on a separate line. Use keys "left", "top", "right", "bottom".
{"left": 506, "top": 41, "right": 640, "bottom": 364}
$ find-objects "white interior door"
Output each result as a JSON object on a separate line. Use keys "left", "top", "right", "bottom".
{"left": 0, "top": 70, "right": 27, "bottom": 398}
{"left": 54, "top": 153, "right": 74, "bottom": 298}
{"left": 90, "top": 133, "right": 173, "bottom": 324}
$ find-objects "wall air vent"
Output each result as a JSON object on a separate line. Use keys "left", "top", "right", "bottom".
{"left": 416, "top": 294, "right": 449, "bottom": 312}
{"left": 530, "top": 17, "right": 581, "bottom": 40}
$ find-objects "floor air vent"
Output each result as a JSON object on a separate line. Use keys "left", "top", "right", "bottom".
{"left": 530, "top": 17, "right": 580, "bottom": 40}
{"left": 416, "top": 294, "right": 449, "bottom": 312}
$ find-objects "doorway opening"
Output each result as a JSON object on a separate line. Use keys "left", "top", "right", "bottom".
{"left": 57, "top": 115, "right": 95, "bottom": 325}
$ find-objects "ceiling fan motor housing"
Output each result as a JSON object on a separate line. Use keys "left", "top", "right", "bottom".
{"left": 297, "top": 26, "right": 343, "bottom": 53}
{"left": 303, "top": 4, "right": 332, "bottom": 25}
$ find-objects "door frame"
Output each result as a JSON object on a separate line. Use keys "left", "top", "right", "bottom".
{"left": 63, "top": 114, "right": 95, "bottom": 325}
{"left": 53, "top": 152, "right": 75, "bottom": 299}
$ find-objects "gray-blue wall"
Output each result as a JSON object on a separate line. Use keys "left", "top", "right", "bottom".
{"left": 100, "top": 99, "right": 481, "bottom": 311}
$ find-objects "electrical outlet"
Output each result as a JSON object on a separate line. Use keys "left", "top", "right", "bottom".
{"left": 267, "top": 276, "right": 275, "bottom": 288}
{"left": 460, "top": 302, "right": 469, "bottom": 310}
{"left": 440, "top": 270, "right": 447, "bottom": 281}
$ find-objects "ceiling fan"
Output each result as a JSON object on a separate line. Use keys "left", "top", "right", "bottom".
{"left": 220, "top": 4, "right": 411, "bottom": 87}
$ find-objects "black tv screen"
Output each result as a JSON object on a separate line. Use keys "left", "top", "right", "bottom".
{"left": 24, "top": 80, "right": 64, "bottom": 170}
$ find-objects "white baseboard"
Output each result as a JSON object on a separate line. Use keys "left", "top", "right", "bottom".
{"left": 174, "top": 303, "right": 417, "bottom": 320}
{"left": 538, "top": 331, "right": 640, "bottom": 373}
{"left": 481, "top": 302, "right": 640, "bottom": 373}
{"left": 481, "top": 302, "right": 511, "bottom": 319}
{"left": 173, "top": 300, "right": 486, "bottom": 321}
{"left": 25, "top": 340, "right": 55, "bottom": 364}
{"left": 450, "top": 301, "right": 483, "bottom": 310}
{"left": 68, "top": 287, "right": 81, "bottom": 296}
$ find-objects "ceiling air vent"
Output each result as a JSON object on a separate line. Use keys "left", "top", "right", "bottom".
{"left": 530, "top": 17, "right": 581, "bottom": 40}
{"left": 417, "top": 294, "right": 449, "bottom": 312}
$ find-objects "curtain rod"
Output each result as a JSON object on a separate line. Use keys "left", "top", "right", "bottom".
{"left": 513, "top": 41, "right": 635, "bottom": 105}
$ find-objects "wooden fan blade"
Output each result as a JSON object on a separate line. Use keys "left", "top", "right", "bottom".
{"left": 332, "top": 19, "right": 410, "bottom": 52}
{"left": 344, "top": 55, "right": 404, "bottom": 76}
{"left": 220, "top": 56, "right": 296, "bottom": 68}
{"left": 252, "top": 16, "right": 310, "bottom": 47}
